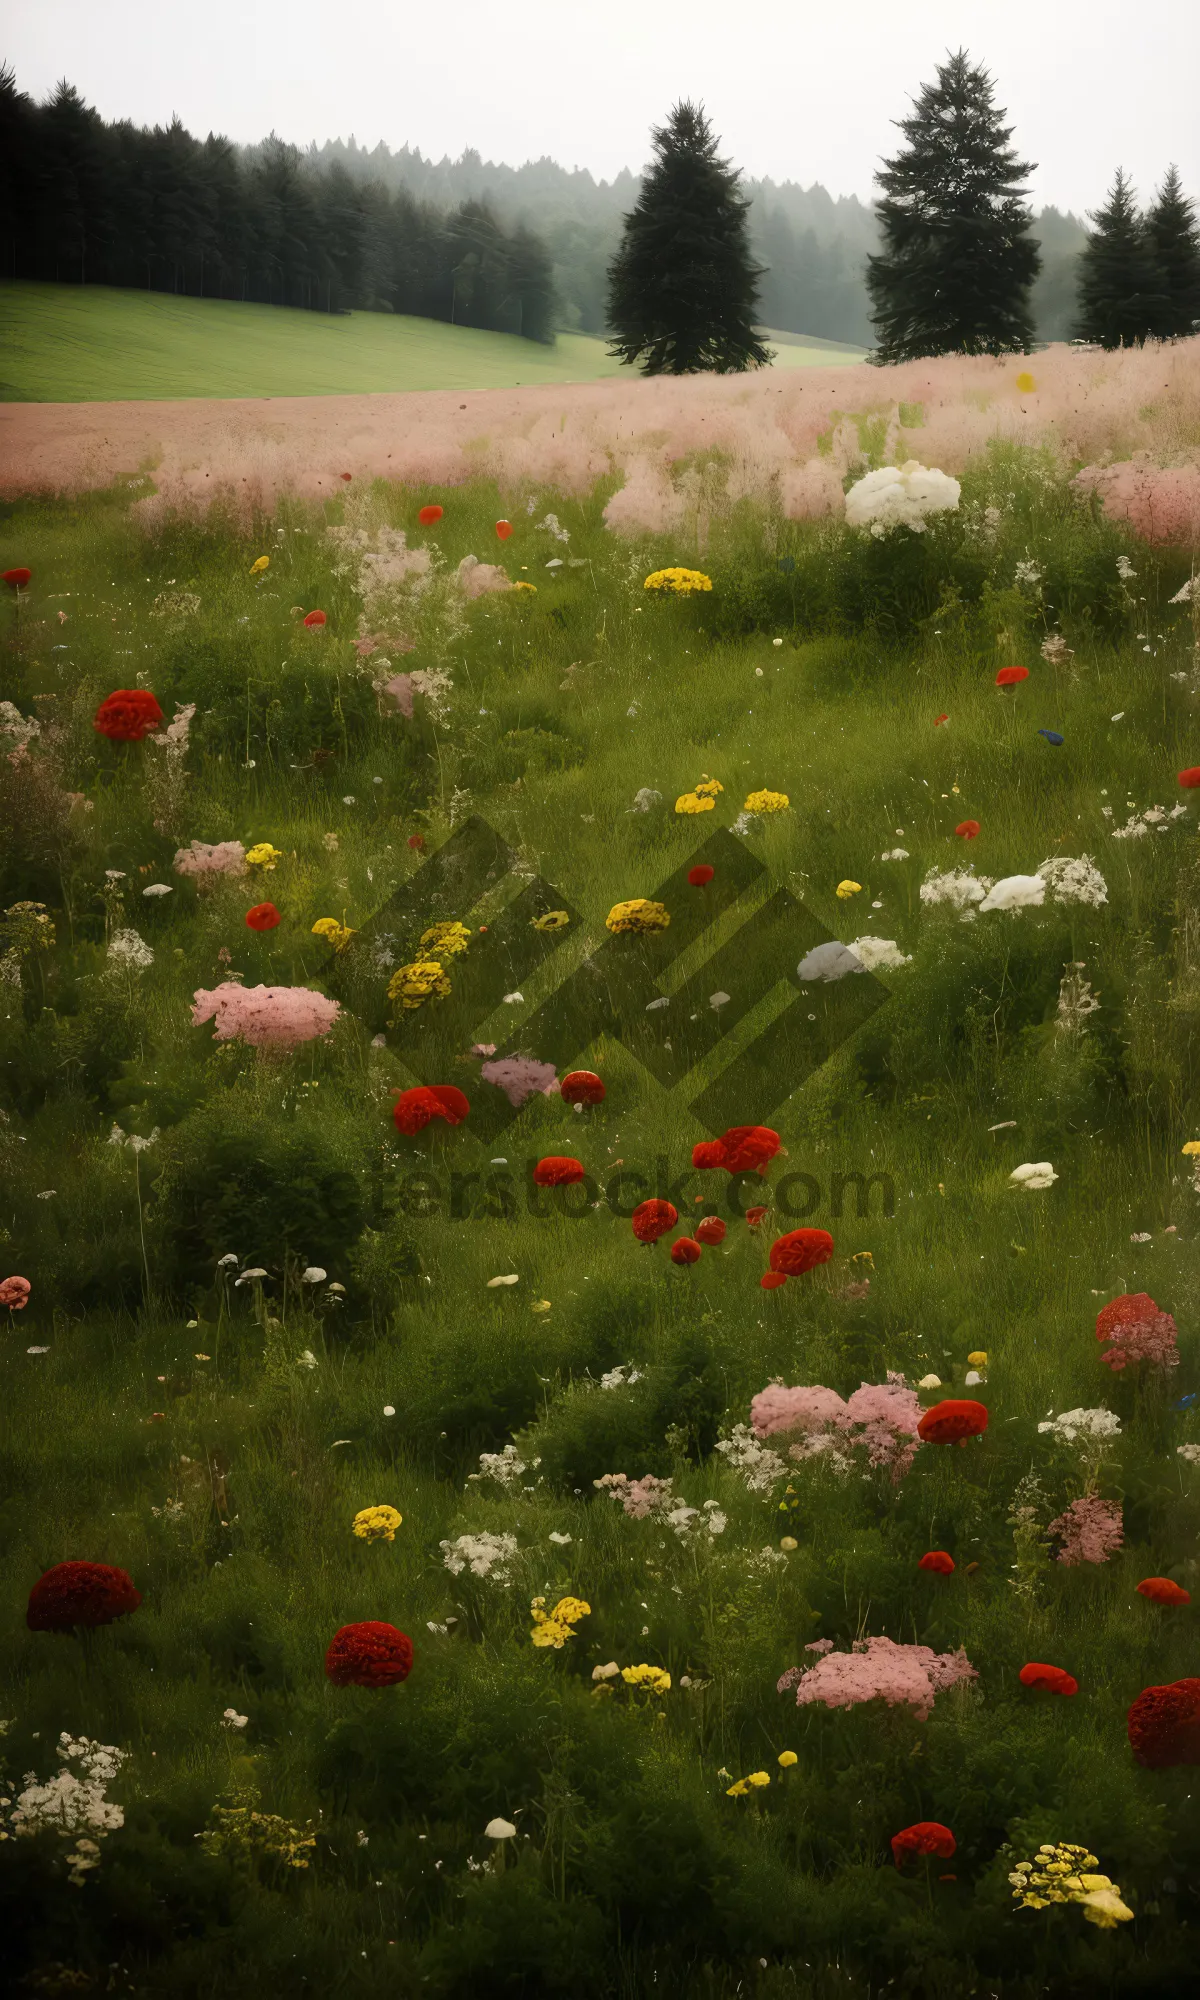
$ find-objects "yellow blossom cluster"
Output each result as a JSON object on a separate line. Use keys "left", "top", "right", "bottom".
{"left": 352, "top": 1504, "right": 403, "bottom": 1543}
{"left": 249, "top": 555, "right": 270, "bottom": 575}
{"left": 1009, "top": 1844, "right": 1134, "bottom": 1927}
{"left": 530, "top": 1595, "right": 591, "bottom": 1649}
{"left": 676, "top": 776, "right": 723, "bottom": 815}
{"left": 311, "top": 917, "right": 355, "bottom": 951}
{"left": 744, "top": 790, "right": 789, "bottom": 815}
{"left": 835, "top": 879, "right": 862, "bottom": 899}
{"left": 643, "top": 568, "right": 712, "bottom": 595}
{"left": 421, "top": 920, "right": 472, "bottom": 960}
{"left": 387, "top": 960, "right": 452, "bottom": 1011}
{"left": 620, "top": 1664, "right": 671, "bottom": 1694}
{"left": 727, "top": 1750, "right": 797, "bottom": 1795}
{"left": 605, "top": 899, "right": 671, "bottom": 935}
{"left": 245, "top": 843, "right": 282, "bottom": 870}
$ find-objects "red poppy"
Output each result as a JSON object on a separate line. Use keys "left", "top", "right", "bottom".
{"left": 418, "top": 504, "right": 444, "bottom": 526}
{"left": 760, "top": 1272, "right": 788, "bottom": 1290}
{"left": 721, "top": 1126, "right": 781, "bottom": 1173}
{"left": 1179, "top": 768, "right": 1200, "bottom": 789}
{"left": 1019, "top": 1661, "right": 1078, "bottom": 1696}
{"left": 391, "top": 1084, "right": 470, "bottom": 1135}
{"left": 1137, "top": 1577, "right": 1191, "bottom": 1606}
{"left": 1127, "top": 1678, "right": 1200, "bottom": 1769}
{"left": 495, "top": 520, "right": 514, "bottom": 540}
{"left": 695, "top": 1216, "right": 726, "bottom": 1246}
{"left": 955, "top": 820, "right": 980, "bottom": 840}
{"left": 995, "top": 666, "right": 1028, "bottom": 687}
{"left": 27, "top": 1561, "right": 141, "bottom": 1633}
{"left": 245, "top": 902, "right": 281, "bottom": 931}
{"left": 631, "top": 1198, "right": 677, "bottom": 1245}
{"left": 934, "top": 713, "right": 949, "bottom": 726}
{"left": 891, "top": 1822, "right": 956, "bottom": 1868}
{"left": 303, "top": 609, "right": 327, "bottom": 629}
{"left": 3, "top": 567, "right": 32, "bottom": 590}
{"left": 671, "top": 1237, "right": 702, "bottom": 1265}
{"left": 93, "top": 689, "right": 164, "bottom": 742}
{"left": 533, "top": 1155, "right": 585, "bottom": 1187}
{"left": 744, "top": 1205, "right": 768, "bottom": 1229}
{"left": 324, "top": 1621, "right": 413, "bottom": 1689}
{"left": 561, "top": 1070, "right": 605, "bottom": 1106}
{"left": 688, "top": 864, "right": 715, "bottom": 887}
{"left": 1096, "top": 1292, "right": 1159, "bottom": 1342}
{"left": 340, "top": 472, "right": 352, "bottom": 482}
{"left": 768, "top": 1228, "right": 834, "bottom": 1278}
{"left": 692, "top": 1140, "right": 729, "bottom": 1170}
{"left": 917, "top": 1398, "right": 988, "bottom": 1444}
{"left": 918, "top": 1550, "right": 955, "bottom": 1575}
{"left": 407, "top": 834, "right": 426, "bottom": 850}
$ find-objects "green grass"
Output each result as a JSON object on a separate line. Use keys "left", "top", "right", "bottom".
{"left": 1, "top": 457, "right": 1198, "bottom": 1997}
{"left": 0, "top": 283, "right": 862, "bottom": 402}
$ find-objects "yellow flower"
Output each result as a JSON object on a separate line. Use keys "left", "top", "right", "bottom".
{"left": 1015, "top": 371, "right": 1036, "bottom": 393}
{"left": 694, "top": 777, "right": 723, "bottom": 799}
{"left": 530, "top": 1594, "right": 590, "bottom": 1648}
{"left": 675, "top": 792, "right": 715, "bottom": 815}
{"left": 1182, "top": 1141, "right": 1200, "bottom": 1155}
{"left": 387, "top": 960, "right": 451, "bottom": 1010}
{"left": 311, "top": 917, "right": 355, "bottom": 951}
{"left": 726, "top": 1779, "right": 749, "bottom": 1797}
{"left": 835, "top": 880, "right": 862, "bottom": 899}
{"left": 643, "top": 567, "right": 712, "bottom": 595}
{"left": 967, "top": 1350, "right": 988, "bottom": 1367}
{"left": 746, "top": 1771, "right": 771, "bottom": 1789}
{"left": 606, "top": 899, "right": 670, "bottom": 935}
{"left": 550, "top": 1596, "right": 591, "bottom": 1626}
{"left": 532, "top": 910, "right": 570, "bottom": 932}
{"left": 621, "top": 1663, "right": 671, "bottom": 1694}
{"left": 246, "top": 843, "right": 282, "bottom": 870}
{"left": 777, "top": 1751, "right": 798, "bottom": 1768}
{"left": 352, "top": 1504, "right": 402, "bottom": 1543}
{"left": 420, "top": 920, "right": 471, "bottom": 960}
{"left": 744, "top": 789, "right": 789, "bottom": 815}
{"left": 249, "top": 555, "right": 270, "bottom": 575}
{"left": 1079, "top": 1886, "right": 1134, "bottom": 1928}
{"left": 513, "top": 581, "right": 538, "bottom": 593}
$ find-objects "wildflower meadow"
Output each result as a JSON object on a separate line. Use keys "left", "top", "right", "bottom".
{"left": 4, "top": 350, "right": 1200, "bottom": 1997}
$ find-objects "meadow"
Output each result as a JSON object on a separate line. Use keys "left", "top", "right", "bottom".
{"left": 0, "top": 283, "right": 863, "bottom": 403}
{"left": 2, "top": 369, "right": 1200, "bottom": 1998}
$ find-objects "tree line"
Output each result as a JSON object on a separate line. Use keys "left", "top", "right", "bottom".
{"left": 0, "top": 67, "right": 558, "bottom": 341}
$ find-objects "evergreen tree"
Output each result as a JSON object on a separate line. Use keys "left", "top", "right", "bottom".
{"left": 606, "top": 101, "right": 770, "bottom": 374}
{"left": 1074, "top": 170, "right": 1168, "bottom": 347}
{"left": 1145, "top": 165, "right": 1200, "bottom": 339}
{"left": 866, "top": 50, "right": 1041, "bottom": 360}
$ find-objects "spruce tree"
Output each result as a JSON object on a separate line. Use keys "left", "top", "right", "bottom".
{"left": 866, "top": 50, "right": 1041, "bottom": 361}
{"left": 1145, "top": 165, "right": 1200, "bottom": 340}
{"left": 607, "top": 102, "right": 770, "bottom": 374}
{"left": 1074, "top": 170, "right": 1167, "bottom": 347}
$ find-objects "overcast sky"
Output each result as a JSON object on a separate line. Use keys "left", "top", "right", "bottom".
{"left": 5, "top": 0, "right": 1197, "bottom": 216}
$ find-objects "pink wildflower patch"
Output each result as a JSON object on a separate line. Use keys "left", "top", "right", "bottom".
{"left": 779, "top": 1635, "right": 977, "bottom": 1721}
{"left": 173, "top": 839, "right": 248, "bottom": 882}
{"left": 750, "top": 1374, "right": 923, "bottom": 1482}
{"left": 479, "top": 1056, "right": 560, "bottom": 1107}
{"left": 191, "top": 983, "right": 340, "bottom": 1049}
{"left": 1047, "top": 1494, "right": 1124, "bottom": 1566}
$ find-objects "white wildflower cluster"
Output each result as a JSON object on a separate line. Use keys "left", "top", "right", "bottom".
{"left": 469, "top": 1443, "right": 542, "bottom": 1488}
{"left": 847, "top": 936, "right": 912, "bottom": 972}
{"left": 715, "top": 1423, "right": 788, "bottom": 1494}
{"left": 1034, "top": 856, "right": 1108, "bottom": 908}
{"left": 1014, "top": 559, "right": 1044, "bottom": 591}
{"left": 920, "top": 868, "right": 992, "bottom": 913}
{"left": 535, "top": 513, "right": 570, "bottom": 543}
{"left": 599, "top": 1364, "right": 644, "bottom": 1390}
{"left": 1177, "top": 1443, "right": 1200, "bottom": 1466}
{"left": 108, "top": 1122, "right": 159, "bottom": 1154}
{"left": 0, "top": 700, "right": 40, "bottom": 748}
{"left": 1169, "top": 578, "right": 1196, "bottom": 605}
{"left": 1037, "top": 1408, "right": 1122, "bottom": 1445}
{"left": 880, "top": 846, "right": 909, "bottom": 861}
{"left": 6, "top": 1734, "right": 128, "bottom": 1883}
{"left": 1110, "top": 803, "right": 1188, "bottom": 840}
{"left": 1116, "top": 555, "right": 1138, "bottom": 583}
{"left": 440, "top": 1532, "right": 520, "bottom": 1582}
{"left": 844, "top": 461, "right": 961, "bottom": 537}
{"left": 107, "top": 928, "right": 154, "bottom": 970}
{"left": 666, "top": 1499, "right": 728, "bottom": 1543}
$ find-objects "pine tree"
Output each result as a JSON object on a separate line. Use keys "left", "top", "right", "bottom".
{"left": 607, "top": 102, "right": 770, "bottom": 374}
{"left": 866, "top": 50, "right": 1041, "bottom": 361}
{"left": 1145, "top": 165, "right": 1200, "bottom": 340}
{"left": 1074, "top": 170, "right": 1168, "bottom": 347}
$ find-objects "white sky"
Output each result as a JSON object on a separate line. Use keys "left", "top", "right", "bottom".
{"left": 4, "top": 0, "right": 1197, "bottom": 215}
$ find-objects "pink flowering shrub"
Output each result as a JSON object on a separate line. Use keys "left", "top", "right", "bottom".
{"left": 1047, "top": 1494, "right": 1124, "bottom": 1566}
{"left": 1072, "top": 456, "right": 1200, "bottom": 547}
{"left": 777, "top": 1635, "right": 978, "bottom": 1720}
{"left": 479, "top": 1056, "right": 559, "bottom": 1108}
{"left": 750, "top": 1374, "right": 923, "bottom": 1481}
{"left": 594, "top": 1473, "right": 673, "bottom": 1519}
{"left": 173, "top": 839, "right": 247, "bottom": 882}
{"left": 192, "top": 983, "right": 341, "bottom": 1049}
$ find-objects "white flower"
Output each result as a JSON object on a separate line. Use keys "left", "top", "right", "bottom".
{"left": 1177, "top": 1443, "right": 1200, "bottom": 1465}
{"left": 235, "top": 1267, "right": 268, "bottom": 1284}
{"left": 301, "top": 1266, "right": 327, "bottom": 1284}
{"left": 216, "top": 1253, "right": 239, "bottom": 1268}
{"left": 1169, "top": 579, "right": 1196, "bottom": 604}
{"left": 1014, "top": 559, "right": 1044, "bottom": 589}
{"left": 714, "top": 1423, "right": 787, "bottom": 1493}
{"left": 1037, "top": 1408, "right": 1121, "bottom": 1444}
{"left": 1009, "top": 1162, "right": 1057, "bottom": 1190}
{"left": 440, "top": 1532, "right": 519, "bottom": 1581}
{"left": 880, "top": 847, "right": 909, "bottom": 861}
{"left": 107, "top": 928, "right": 155, "bottom": 969}
{"left": 918, "top": 1374, "right": 942, "bottom": 1389}
{"left": 708, "top": 990, "right": 730, "bottom": 1010}
{"left": 383, "top": 1404, "right": 396, "bottom": 1417}
{"left": 485, "top": 1817, "right": 517, "bottom": 1839}
{"left": 797, "top": 941, "right": 865, "bottom": 982}
{"left": 469, "top": 1444, "right": 528, "bottom": 1486}
{"left": 548, "top": 1531, "right": 572, "bottom": 1545}
{"left": 295, "top": 1349, "right": 318, "bottom": 1370}
{"left": 486, "top": 1273, "right": 520, "bottom": 1287}
{"left": 1036, "top": 855, "right": 1107, "bottom": 907}
{"left": 847, "top": 936, "right": 911, "bottom": 972}
{"left": 920, "top": 868, "right": 992, "bottom": 910}
{"left": 591, "top": 1662, "right": 620, "bottom": 1682}
{"left": 600, "top": 1364, "right": 643, "bottom": 1389}
{"left": 1116, "top": 555, "right": 1137, "bottom": 581}
{"left": 502, "top": 992, "right": 525, "bottom": 1005}
{"left": 964, "top": 1370, "right": 982, "bottom": 1385}
{"left": 979, "top": 874, "right": 1045, "bottom": 912}
{"left": 628, "top": 788, "right": 661, "bottom": 812}
{"left": 221, "top": 1709, "right": 249, "bottom": 1730}
{"left": 844, "top": 460, "right": 961, "bottom": 536}
{"left": 141, "top": 883, "right": 173, "bottom": 898}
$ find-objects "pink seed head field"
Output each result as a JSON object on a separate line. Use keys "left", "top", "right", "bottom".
{"left": 5, "top": 340, "right": 1199, "bottom": 539}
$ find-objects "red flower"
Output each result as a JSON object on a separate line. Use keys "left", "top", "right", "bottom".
{"left": 325, "top": 1621, "right": 413, "bottom": 1689}
{"left": 340, "top": 472, "right": 353, "bottom": 482}
{"left": 1137, "top": 1577, "right": 1191, "bottom": 1606}
{"left": 918, "top": 1550, "right": 955, "bottom": 1575}
{"left": 1019, "top": 1661, "right": 1078, "bottom": 1696}
{"left": 688, "top": 864, "right": 715, "bottom": 887}
{"left": 303, "top": 609, "right": 327, "bottom": 628}
{"left": 955, "top": 820, "right": 980, "bottom": 840}
{"left": 3, "top": 567, "right": 32, "bottom": 590}
{"left": 27, "top": 1561, "right": 141, "bottom": 1633}
{"left": 695, "top": 1216, "right": 726, "bottom": 1246}
{"left": 760, "top": 1272, "right": 788, "bottom": 1289}
{"left": 245, "top": 902, "right": 281, "bottom": 931}
{"left": 995, "top": 666, "right": 1028, "bottom": 687}
{"left": 917, "top": 1399, "right": 988, "bottom": 1444}
{"left": 392, "top": 1084, "right": 470, "bottom": 1135}
{"left": 495, "top": 520, "right": 514, "bottom": 540}
{"left": 1179, "top": 768, "right": 1200, "bottom": 789}
{"left": 93, "top": 689, "right": 164, "bottom": 742}
{"left": 692, "top": 1141, "right": 729, "bottom": 1170}
{"left": 631, "top": 1198, "right": 677, "bottom": 1245}
{"left": 1127, "top": 1678, "right": 1200, "bottom": 1769}
{"left": 418, "top": 504, "right": 444, "bottom": 526}
{"left": 934, "top": 712, "right": 948, "bottom": 726}
{"left": 891, "top": 1822, "right": 956, "bottom": 1868}
{"left": 671, "top": 1237, "right": 702, "bottom": 1265}
{"left": 744, "top": 1205, "right": 768, "bottom": 1229}
{"left": 407, "top": 834, "right": 426, "bottom": 850}
{"left": 533, "top": 1155, "right": 585, "bottom": 1187}
{"left": 1095, "top": 1292, "right": 1158, "bottom": 1342}
{"left": 693, "top": 1126, "right": 781, "bottom": 1174}
{"left": 561, "top": 1070, "right": 605, "bottom": 1106}
{"left": 768, "top": 1228, "right": 834, "bottom": 1278}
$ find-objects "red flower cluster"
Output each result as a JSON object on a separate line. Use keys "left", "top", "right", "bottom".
{"left": 93, "top": 689, "right": 164, "bottom": 742}
{"left": 688, "top": 864, "right": 715, "bottom": 887}
{"left": 533, "top": 1155, "right": 585, "bottom": 1187}
{"left": 1127, "top": 1678, "right": 1200, "bottom": 1769}
{"left": 670, "top": 1237, "right": 702, "bottom": 1266}
{"left": 918, "top": 1550, "right": 955, "bottom": 1575}
{"left": 695, "top": 1216, "right": 726, "bottom": 1246}
{"left": 1137, "top": 1577, "right": 1191, "bottom": 1606}
{"left": 560, "top": 1070, "right": 605, "bottom": 1106}
{"left": 955, "top": 820, "right": 980, "bottom": 840}
{"left": 27, "top": 1561, "right": 141, "bottom": 1632}
{"left": 392, "top": 1084, "right": 470, "bottom": 1135}
{"left": 418, "top": 504, "right": 444, "bottom": 526}
{"left": 891, "top": 1821, "right": 956, "bottom": 1868}
{"left": 917, "top": 1399, "right": 988, "bottom": 1444}
{"left": 631, "top": 1198, "right": 677, "bottom": 1245}
{"left": 3, "top": 566, "right": 32, "bottom": 590}
{"left": 303, "top": 609, "right": 327, "bottom": 629}
{"left": 767, "top": 1228, "right": 834, "bottom": 1282}
{"left": 995, "top": 665, "right": 1028, "bottom": 687}
{"left": 1094, "top": 1290, "right": 1178, "bottom": 1372}
{"left": 692, "top": 1125, "right": 780, "bottom": 1175}
{"left": 1019, "top": 1661, "right": 1078, "bottom": 1696}
{"left": 245, "top": 903, "right": 281, "bottom": 931}
{"left": 325, "top": 1621, "right": 414, "bottom": 1688}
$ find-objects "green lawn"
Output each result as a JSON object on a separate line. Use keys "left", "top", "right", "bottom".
{"left": 0, "top": 283, "right": 864, "bottom": 402}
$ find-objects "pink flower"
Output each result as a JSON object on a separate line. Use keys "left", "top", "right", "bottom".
{"left": 380, "top": 674, "right": 415, "bottom": 718}
{"left": 780, "top": 1635, "right": 977, "bottom": 1721}
{"left": 751, "top": 1384, "right": 847, "bottom": 1436}
{"left": 594, "top": 1473, "right": 673, "bottom": 1520}
{"left": 750, "top": 1374, "right": 922, "bottom": 1482}
{"left": 1048, "top": 1494, "right": 1124, "bottom": 1566}
{"left": 0, "top": 1275, "right": 31, "bottom": 1310}
{"left": 173, "top": 840, "right": 248, "bottom": 882}
{"left": 191, "top": 983, "right": 340, "bottom": 1049}
{"left": 479, "top": 1056, "right": 559, "bottom": 1108}
{"left": 1097, "top": 1299, "right": 1179, "bottom": 1373}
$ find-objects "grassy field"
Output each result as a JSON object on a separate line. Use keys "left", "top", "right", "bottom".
{"left": 1, "top": 444, "right": 1199, "bottom": 1998}
{"left": 0, "top": 283, "right": 864, "bottom": 402}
